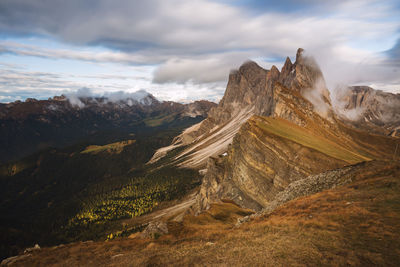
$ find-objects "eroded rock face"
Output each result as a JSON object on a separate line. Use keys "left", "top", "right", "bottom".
{"left": 196, "top": 114, "right": 349, "bottom": 212}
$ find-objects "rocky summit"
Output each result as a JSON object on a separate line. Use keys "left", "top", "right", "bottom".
{"left": 150, "top": 48, "right": 335, "bottom": 168}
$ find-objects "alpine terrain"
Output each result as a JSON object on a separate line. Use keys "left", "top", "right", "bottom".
{"left": 2, "top": 49, "right": 400, "bottom": 266}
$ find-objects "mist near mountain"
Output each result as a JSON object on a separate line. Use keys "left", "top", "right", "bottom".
{"left": 66, "top": 88, "right": 157, "bottom": 108}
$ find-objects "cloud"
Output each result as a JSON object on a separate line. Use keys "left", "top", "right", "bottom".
{"left": 329, "top": 85, "right": 367, "bottom": 121}
{"left": 1, "top": 1, "right": 397, "bottom": 55}
{"left": 385, "top": 38, "right": 400, "bottom": 67}
{"left": 0, "top": 0, "right": 399, "bottom": 99}
{"left": 305, "top": 44, "right": 400, "bottom": 94}
{"left": 301, "top": 77, "right": 332, "bottom": 118}
{"left": 153, "top": 52, "right": 252, "bottom": 84}
{"left": 65, "top": 88, "right": 156, "bottom": 108}
{"left": 103, "top": 90, "right": 153, "bottom": 104}
{"left": 0, "top": 41, "right": 165, "bottom": 65}
{"left": 0, "top": 68, "right": 83, "bottom": 92}
{"left": 66, "top": 88, "right": 88, "bottom": 108}
{"left": 0, "top": 65, "right": 225, "bottom": 104}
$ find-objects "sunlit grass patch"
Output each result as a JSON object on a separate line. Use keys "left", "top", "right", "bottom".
{"left": 81, "top": 140, "right": 135, "bottom": 154}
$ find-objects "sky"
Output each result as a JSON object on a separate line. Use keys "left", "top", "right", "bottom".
{"left": 0, "top": 0, "right": 399, "bottom": 103}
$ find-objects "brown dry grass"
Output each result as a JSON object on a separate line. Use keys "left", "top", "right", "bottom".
{"left": 11, "top": 162, "right": 400, "bottom": 267}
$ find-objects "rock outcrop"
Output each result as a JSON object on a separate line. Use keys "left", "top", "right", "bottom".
{"left": 140, "top": 221, "right": 168, "bottom": 239}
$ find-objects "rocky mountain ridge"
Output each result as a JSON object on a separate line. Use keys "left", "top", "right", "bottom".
{"left": 150, "top": 48, "right": 334, "bottom": 168}
{"left": 188, "top": 49, "right": 399, "bottom": 212}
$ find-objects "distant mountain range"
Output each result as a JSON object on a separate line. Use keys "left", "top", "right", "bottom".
{"left": 0, "top": 92, "right": 216, "bottom": 164}
{"left": 336, "top": 85, "right": 400, "bottom": 136}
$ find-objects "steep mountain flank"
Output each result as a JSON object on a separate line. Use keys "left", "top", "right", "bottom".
{"left": 335, "top": 86, "right": 400, "bottom": 136}
{"left": 194, "top": 50, "right": 399, "bottom": 212}
{"left": 150, "top": 48, "right": 333, "bottom": 168}
{"left": 196, "top": 112, "right": 397, "bottom": 211}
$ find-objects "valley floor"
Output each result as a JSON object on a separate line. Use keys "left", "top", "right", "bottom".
{"left": 3, "top": 160, "right": 400, "bottom": 267}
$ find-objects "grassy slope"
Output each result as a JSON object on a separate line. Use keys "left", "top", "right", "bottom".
{"left": 256, "top": 117, "right": 370, "bottom": 164}
{"left": 143, "top": 113, "right": 179, "bottom": 127}
{"left": 254, "top": 115, "right": 398, "bottom": 165}
{"left": 13, "top": 161, "right": 400, "bottom": 266}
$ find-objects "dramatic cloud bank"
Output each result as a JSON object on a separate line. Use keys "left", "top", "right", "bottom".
{"left": 0, "top": 0, "right": 399, "bottom": 102}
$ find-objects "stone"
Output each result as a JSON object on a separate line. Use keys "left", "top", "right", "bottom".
{"left": 140, "top": 221, "right": 168, "bottom": 239}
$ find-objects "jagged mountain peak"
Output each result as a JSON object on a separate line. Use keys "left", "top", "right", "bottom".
{"left": 281, "top": 56, "right": 293, "bottom": 75}
{"left": 296, "top": 47, "right": 305, "bottom": 63}
{"left": 232, "top": 49, "right": 332, "bottom": 119}
{"left": 270, "top": 65, "right": 280, "bottom": 75}
{"left": 279, "top": 48, "right": 330, "bottom": 103}
{"left": 150, "top": 49, "right": 338, "bottom": 168}
{"left": 222, "top": 48, "right": 331, "bottom": 112}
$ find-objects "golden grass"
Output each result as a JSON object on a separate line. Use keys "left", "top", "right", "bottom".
{"left": 80, "top": 140, "right": 135, "bottom": 154}
{"left": 255, "top": 116, "right": 370, "bottom": 164}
